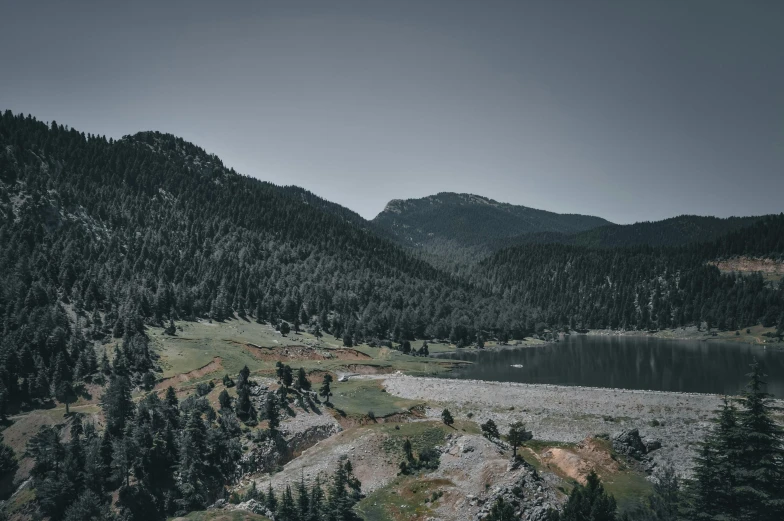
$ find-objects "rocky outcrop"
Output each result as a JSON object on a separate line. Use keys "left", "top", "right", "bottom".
{"left": 223, "top": 498, "right": 276, "bottom": 518}
{"left": 612, "top": 428, "right": 662, "bottom": 473}
{"left": 612, "top": 429, "right": 662, "bottom": 459}
{"left": 474, "top": 460, "right": 561, "bottom": 521}
{"left": 239, "top": 404, "right": 342, "bottom": 475}
{"left": 612, "top": 429, "right": 648, "bottom": 459}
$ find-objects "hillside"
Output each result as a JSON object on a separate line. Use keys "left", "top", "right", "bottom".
{"left": 478, "top": 215, "right": 784, "bottom": 331}
{"left": 371, "top": 192, "right": 612, "bottom": 263}
{"left": 0, "top": 112, "right": 542, "bottom": 398}
{"left": 1, "top": 111, "right": 784, "bottom": 521}
{"left": 504, "top": 215, "right": 766, "bottom": 249}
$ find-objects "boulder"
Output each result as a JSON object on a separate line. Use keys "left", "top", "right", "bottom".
{"left": 644, "top": 438, "right": 662, "bottom": 453}
{"left": 612, "top": 428, "right": 647, "bottom": 459}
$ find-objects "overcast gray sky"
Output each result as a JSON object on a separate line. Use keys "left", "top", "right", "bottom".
{"left": 1, "top": 0, "right": 782, "bottom": 223}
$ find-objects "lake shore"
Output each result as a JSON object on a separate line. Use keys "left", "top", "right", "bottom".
{"left": 582, "top": 324, "right": 782, "bottom": 347}
{"left": 380, "top": 374, "right": 784, "bottom": 477}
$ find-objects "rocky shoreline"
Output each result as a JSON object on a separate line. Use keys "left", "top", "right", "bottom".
{"left": 381, "top": 374, "right": 782, "bottom": 476}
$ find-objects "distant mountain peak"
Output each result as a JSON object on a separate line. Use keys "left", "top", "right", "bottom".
{"left": 372, "top": 192, "right": 613, "bottom": 261}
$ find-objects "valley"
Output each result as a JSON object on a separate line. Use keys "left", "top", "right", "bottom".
{"left": 0, "top": 112, "right": 782, "bottom": 521}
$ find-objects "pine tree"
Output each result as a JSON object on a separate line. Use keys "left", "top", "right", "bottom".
{"left": 309, "top": 476, "right": 325, "bottom": 521}
{"left": 265, "top": 482, "right": 278, "bottom": 512}
{"left": 62, "top": 490, "right": 109, "bottom": 521}
{"left": 558, "top": 470, "right": 617, "bottom": 521}
{"left": 506, "top": 421, "right": 533, "bottom": 457}
{"left": 55, "top": 380, "right": 77, "bottom": 415}
{"left": 0, "top": 434, "right": 18, "bottom": 491}
{"left": 734, "top": 360, "right": 784, "bottom": 521}
{"left": 266, "top": 392, "right": 280, "bottom": 431}
{"left": 481, "top": 419, "right": 500, "bottom": 440}
{"left": 319, "top": 374, "right": 333, "bottom": 406}
{"left": 282, "top": 365, "right": 293, "bottom": 389}
{"left": 646, "top": 465, "right": 682, "bottom": 521}
{"left": 236, "top": 384, "right": 254, "bottom": 422}
{"left": 102, "top": 374, "right": 135, "bottom": 436}
{"left": 218, "top": 389, "right": 231, "bottom": 410}
{"left": 297, "top": 475, "right": 310, "bottom": 520}
{"left": 277, "top": 485, "right": 296, "bottom": 521}
{"left": 238, "top": 365, "right": 250, "bottom": 390}
{"left": 177, "top": 412, "right": 209, "bottom": 511}
{"left": 441, "top": 408, "right": 454, "bottom": 426}
{"left": 486, "top": 497, "right": 516, "bottom": 521}
{"left": 296, "top": 367, "right": 311, "bottom": 391}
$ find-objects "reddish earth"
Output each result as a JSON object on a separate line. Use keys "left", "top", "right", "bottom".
{"left": 711, "top": 256, "right": 784, "bottom": 274}
{"left": 537, "top": 438, "right": 620, "bottom": 484}
{"left": 155, "top": 357, "right": 223, "bottom": 389}
{"left": 241, "top": 343, "right": 372, "bottom": 362}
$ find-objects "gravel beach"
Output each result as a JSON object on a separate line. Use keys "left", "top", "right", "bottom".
{"left": 381, "top": 375, "right": 780, "bottom": 476}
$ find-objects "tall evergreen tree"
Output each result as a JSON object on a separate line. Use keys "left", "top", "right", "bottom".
{"left": 102, "top": 373, "right": 135, "bottom": 436}
{"left": 556, "top": 470, "right": 617, "bottom": 521}
{"left": 734, "top": 361, "right": 784, "bottom": 521}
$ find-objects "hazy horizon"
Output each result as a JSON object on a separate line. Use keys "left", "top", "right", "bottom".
{"left": 2, "top": 0, "right": 783, "bottom": 223}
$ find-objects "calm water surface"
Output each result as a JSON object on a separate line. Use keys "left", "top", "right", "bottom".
{"left": 436, "top": 335, "right": 784, "bottom": 396}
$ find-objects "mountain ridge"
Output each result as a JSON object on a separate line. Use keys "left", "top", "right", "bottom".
{"left": 372, "top": 192, "right": 613, "bottom": 265}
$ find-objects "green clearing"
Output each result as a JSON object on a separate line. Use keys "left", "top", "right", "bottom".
{"left": 600, "top": 468, "right": 653, "bottom": 513}
{"left": 330, "top": 379, "right": 422, "bottom": 418}
{"left": 148, "top": 319, "right": 460, "bottom": 390}
{"left": 377, "top": 421, "right": 449, "bottom": 456}
{"left": 3, "top": 486, "right": 36, "bottom": 518}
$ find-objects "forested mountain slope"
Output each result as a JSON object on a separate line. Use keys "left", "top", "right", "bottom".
{"left": 372, "top": 193, "right": 767, "bottom": 267}
{"left": 1, "top": 110, "right": 782, "bottom": 419}
{"left": 372, "top": 192, "right": 612, "bottom": 262}
{"left": 479, "top": 215, "right": 784, "bottom": 332}
{"left": 501, "top": 215, "right": 765, "bottom": 249}
{"left": 0, "top": 111, "right": 539, "bottom": 411}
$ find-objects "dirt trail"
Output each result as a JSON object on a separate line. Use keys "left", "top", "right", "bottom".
{"left": 155, "top": 357, "right": 222, "bottom": 389}
{"left": 241, "top": 343, "right": 371, "bottom": 362}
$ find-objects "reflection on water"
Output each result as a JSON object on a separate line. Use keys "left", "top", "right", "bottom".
{"left": 436, "top": 335, "right": 784, "bottom": 396}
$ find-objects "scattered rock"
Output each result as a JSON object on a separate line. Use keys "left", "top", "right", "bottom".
{"left": 474, "top": 460, "right": 560, "bottom": 521}
{"left": 229, "top": 499, "right": 275, "bottom": 518}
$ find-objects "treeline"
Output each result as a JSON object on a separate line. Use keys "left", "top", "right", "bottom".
{"left": 229, "top": 459, "right": 362, "bottom": 521}
{"left": 25, "top": 357, "right": 243, "bottom": 521}
{"left": 19, "top": 357, "right": 362, "bottom": 521}
{"left": 697, "top": 214, "right": 784, "bottom": 259}
{"left": 511, "top": 215, "right": 766, "bottom": 250}
{"left": 479, "top": 218, "right": 784, "bottom": 332}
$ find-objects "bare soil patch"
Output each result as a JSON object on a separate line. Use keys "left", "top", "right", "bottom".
{"left": 241, "top": 343, "right": 371, "bottom": 362}
{"left": 155, "top": 357, "right": 223, "bottom": 389}
{"left": 710, "top": 256, "right": 784, "bottom": 274}
{"left": 538, "top": 438, "right": 620, "bottom": 484}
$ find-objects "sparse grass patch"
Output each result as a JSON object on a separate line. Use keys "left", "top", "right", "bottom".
{"left": 168, "top": 511, "right": 270, "bottom": 521}
{"left": 330, "top": 379, "right": 421, "bottom": 418}
{"left": 600, "top": 468, "right": 653, "bottom": 513}
{"left": 379, "top": 421, "right": 447, "bottom": 455}
{"left": 4, "top": 485, "right": 36, "bottom": 517}
{"left": 355, "top": 476, "right": 453, "bottom": 521}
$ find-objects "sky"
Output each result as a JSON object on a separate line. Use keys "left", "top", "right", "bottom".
{"left": 1, "top": 0, "right": 782, "bottom": 224}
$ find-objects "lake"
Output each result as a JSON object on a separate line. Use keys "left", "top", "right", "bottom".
{"left": 436, "top": 335, "right": 784, "bottom": 396}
